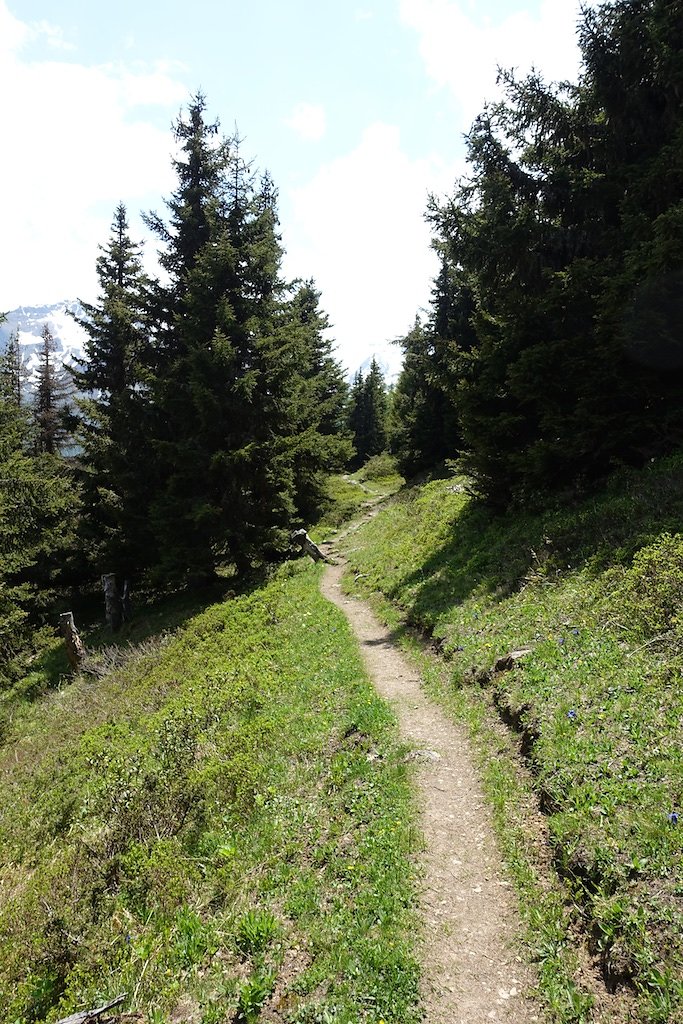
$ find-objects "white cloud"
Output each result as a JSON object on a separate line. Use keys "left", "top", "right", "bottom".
{"left": 32, "top": 19, "right": 76, "bottom": 51}
{"left": 0, "top": 1, "right": 28, "bottom": 53}
{"left": 283, "top": 122, "right": 464, "bottom": 374}
{"left": 400, "top": 0, "right": 582, "bottom": 129}
{"left": 284, "top": 102, "right": 327, "bottom": 142}
{"left": 0, "top": 1, "right": 187, "bottom": 308}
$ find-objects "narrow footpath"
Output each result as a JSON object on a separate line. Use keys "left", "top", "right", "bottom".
{"left": 320, "top": 554, "right": 541, "bottom": 1024}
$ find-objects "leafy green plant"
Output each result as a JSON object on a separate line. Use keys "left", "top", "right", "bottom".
{"left": 235, "top": 970, "right": 276, "bottom": 1022}
{"left": 235, "top": 909, "right": 279, "bottom": 956}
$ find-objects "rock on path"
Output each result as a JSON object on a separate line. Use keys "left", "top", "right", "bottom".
{"left": 320, "top": 558, "right": 540, "bottom": 1024}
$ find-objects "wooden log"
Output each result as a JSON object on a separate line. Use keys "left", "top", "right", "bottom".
{"left": 493, "top": 648, "right": 533, "bottom": 673}
{"left": 290, "top": 528, "right": 331, "bottom": 563}
{"left": 102, "top": 573, "right": 123, "bottom": 632}
{"left": 55, "top": 993, "right": 127, "bottom": 1024}
{"left": 59, "top": 611, "right": 86, "bottom": 671}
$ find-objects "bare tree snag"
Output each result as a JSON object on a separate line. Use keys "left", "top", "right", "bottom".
{"left": 60, "top": 612, "right": 86, "bottom": 671}
{"left": 121, "top": 579, "right": 132, "bottom": 622}
{"left": 102, "top": 573, "right": 123, "bottom": 631}
{"left": 290, "top": 529, "right": 332, "bottom": 563}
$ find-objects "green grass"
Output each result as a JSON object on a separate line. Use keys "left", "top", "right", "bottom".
{"left": 0, "top": 561, "right": 420, "bottom": 1024}
{"left": 341, "top": 455, "right": 683, "bottom": 1024}
{"left": 310, "top": 461, "right": 404, "bottom": 539}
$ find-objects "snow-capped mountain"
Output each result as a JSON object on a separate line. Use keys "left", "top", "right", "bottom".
{"left": 353, "top": 347, "right": 403, "bottom": 387}
{"left": 0, "top": 301, "right": 88, "bottom": 378}
{"left": 2, "top": 302, "right": 406, "bottom": 390}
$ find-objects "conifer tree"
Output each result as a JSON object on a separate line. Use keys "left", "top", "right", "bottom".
{"left": 33, "top": 326, "right": 73, "bottom": 455}
{"left": 0, "top": 331, "right": 29, "bottom": 407}
{"left": 348, "top": 358, "right": 388, "bottom": 468}
{"left": 0, "top": 327, "right": 78, "bottom": 682}
{"left": 71, "top": 203, "right": 155, "bottom": 581}
{"left": 426, "top": 0, "right": 683, "bottom": 503}
{"left": 145, "top": 96, "right": 345, "bottom": 582}
{"left": 285, "top": 280, "right": 353, "bottom": 521}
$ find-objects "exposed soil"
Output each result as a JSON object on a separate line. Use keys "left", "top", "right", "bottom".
{"left": 320, "top": 552, "right": 541, "bottom": 1024}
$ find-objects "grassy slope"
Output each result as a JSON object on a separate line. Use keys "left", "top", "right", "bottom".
{"left": 342, "top": 457, "right": 683, "bottom": 1024}
{"left": 0, "top": 561, "right": 420, "bottom": 1024}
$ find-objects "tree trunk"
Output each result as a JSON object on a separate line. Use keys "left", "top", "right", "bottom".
{"left": 101, "top": 573, "right": 123, "bottom": 631}
{"left": 290, "top": 529, "right": 331, "bottom": 563}
{"left": 60, "top": 612, "right": 85, "bottom": 671}
{"left": 121, "top": 579, "right": 132, "bottom": 622}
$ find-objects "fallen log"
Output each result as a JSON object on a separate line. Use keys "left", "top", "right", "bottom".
{"left": 494, "top": 648, "right": 533, "bottom": 673}
{"left": 56, "top": 993, "right": 127, "bottom": 1024}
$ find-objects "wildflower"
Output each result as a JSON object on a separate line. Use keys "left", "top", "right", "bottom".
{"left": 571, "top": 628, "right": 580, "bottom": 636}
{"left": 567, "top": 709, "right": 577, "bottom": 720}
{"left": 668, "top": 812, "right": 679, "bottom": 825}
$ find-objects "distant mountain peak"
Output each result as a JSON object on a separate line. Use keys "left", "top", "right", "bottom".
{"left": 0, "top": 300, "right": 88, "bottom": 378}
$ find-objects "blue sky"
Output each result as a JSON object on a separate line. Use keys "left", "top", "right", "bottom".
{"left": 1, "top": 0, "right": 583, "bottom": 371}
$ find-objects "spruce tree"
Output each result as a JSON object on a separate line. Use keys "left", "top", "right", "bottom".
{"left": 0, "top": 329, "right": 78, "bottom": 683}
{"left": 424, "top": 0, "right": 683, "bottom": 503}
{"left": 71, "top": 203, "right": 155, "bottom": 582}
{"left": 285, "top": 280, "right": 353, "bottom": 521}
{"left": 348, "top": 358, "right": 388, "bottom": 469}
{"left": 33, "top": 326, "right": 73, "bottom": 455}
{"left": 146, "top": 96, "right": 339, "bottom": 582}
{"left": 0, "top": 331, "right": 29, "bottom": 407}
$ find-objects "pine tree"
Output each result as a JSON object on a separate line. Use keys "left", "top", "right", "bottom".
{"left": 0, "top": 326, "right": 78, "bottom": 683}
{"left": 348, "top": 358, "right": 388, "bottom": 469}
{"left": 145, "top": 96, "right": 342, "bottom": 582}
{"left": 33, "top": 326, "right": 73, "bottom": 455}
{"left": 71, "top": 203, "right": 155, "bottom": 582}
{"left": 285, "top": 280, "right": 353, "bottom": 521}
{"left": 0, "top": 331, "right": 29, "bottom": 408}
{"left": 424, "top": 0, "right": 683, "bottom": 504}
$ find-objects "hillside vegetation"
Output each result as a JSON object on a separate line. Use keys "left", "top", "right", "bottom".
{"left": 342, "top": 456, "right": 683, "bottom": 1024}
{"left": 0, "top": 562, "right": 420, "bottom": 1024}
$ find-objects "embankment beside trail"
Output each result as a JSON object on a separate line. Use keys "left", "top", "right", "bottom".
{"left": 341, "top": 456, "right": 683, "bottom": 1024}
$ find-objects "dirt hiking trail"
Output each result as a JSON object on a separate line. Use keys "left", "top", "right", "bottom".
{"left": 320, "top": 549, "right": 540, "bottom": 1024}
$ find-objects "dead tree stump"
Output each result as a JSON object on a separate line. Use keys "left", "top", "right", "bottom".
{"left": 290, "top": 529, "right": 331, "bottom": 563}
{"left": 60, "top": 612, "right": 86, "bottom": 671}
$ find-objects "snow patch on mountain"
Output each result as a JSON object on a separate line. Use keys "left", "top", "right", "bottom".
{"left": 0, "top": 300, "right": 88, "bottom": 378}
{"left": 353, "top": 346, "right": 403, "bottom": 386}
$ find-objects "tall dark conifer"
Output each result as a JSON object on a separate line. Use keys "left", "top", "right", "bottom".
{"left": 33, "top": 326, "right": 73, "bottom": 455}
{"left": 71, "top": 203, "right": 154, "bottom": 580}
{"left": 146, "top": 96, "right": 338, "bottom": 582}
{"left": 0, "top": 325, "right": 78, "bottom": 682}
{"left": 285, "top": 280, "right": 353, "bottom": 521}
{"left": 348, "top": 358, "right": 388, "bottom": 468}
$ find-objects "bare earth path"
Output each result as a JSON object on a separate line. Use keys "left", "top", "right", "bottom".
{"left": 320, "top": 555, "right": 541, "bottom": 1024}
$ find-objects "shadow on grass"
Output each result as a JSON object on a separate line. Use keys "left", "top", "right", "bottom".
{"left": 5, "top": 563, "right": 282, "bottom": 710}
{"left": 382, "top": 454, "right": 683, "bottom": 632}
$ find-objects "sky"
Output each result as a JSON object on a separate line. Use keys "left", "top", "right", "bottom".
{"left": 0, "top": 0, "right": 584, "bottom": 372}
